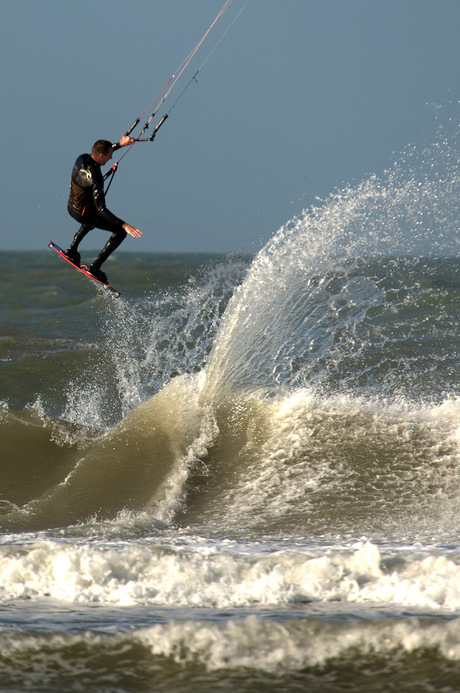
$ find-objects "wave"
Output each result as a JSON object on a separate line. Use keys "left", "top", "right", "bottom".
{"left": 2, "top": 534, "right": 460, "bottom": 691}
{"left": 0, "top": 374, "right": 212, "bottom": 529}
{"left": 2, "top": 116, "right": 460, "bottom": 535}
{"left": 2, "top": 387, "right": 460, "bottom": 539}
{"left": 2, "top": 614, "right": 460, "bottom": 692}
{"left": 2, "top": 537, "right": 460, "bottom": 610}
{"left": 183, "top": 391, "right": 460, "bottom": 539}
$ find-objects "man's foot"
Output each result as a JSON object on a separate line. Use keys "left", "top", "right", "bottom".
{"left": 64, "top": 248, "right": 81, "bottom": 266}
{"left": 88, "top": 265, "right": 108, "bottom": 284}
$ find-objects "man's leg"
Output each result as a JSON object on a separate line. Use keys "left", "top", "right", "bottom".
{"left": 89, "top": 228, "right": 127, "bottom": 282}
{"left": 65, "top": 224, "right": 94, "bottom": 266}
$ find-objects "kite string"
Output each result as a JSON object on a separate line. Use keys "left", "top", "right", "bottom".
{"left": 107, "top": 0, "right": 248, "bottom": 191}
{"left": 162, "top": 0, "right": 234, "bottom": 104}
{"left": 167, "top": 0, "right": 251, "bottom": 116}
{"left": 124, "top": 0, "right": 237, "bottom": 141}
{"left": 195, "top": 0, "right": 250, "bottom": 74}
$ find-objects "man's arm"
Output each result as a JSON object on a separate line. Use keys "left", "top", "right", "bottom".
{"left": 112, "top": 135, "right": 135, "bottom": 151}
{"left": 104, "top": 137, "right": 143, "bottom": 238}
{"left": 90, "top": 165, "right": 125, "bottom": 229}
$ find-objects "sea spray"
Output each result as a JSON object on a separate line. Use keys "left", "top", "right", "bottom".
{"left": 2, "top": 109, "right": 460, "bottom": 692}
{"left": 62, "top": 256, "right": 248, "bottom": 428}
{"left": 203, "top": 121, "right": 460, "bottom": 401}
{"left": 42, "top": 115, "right": 460, "bottom": 533}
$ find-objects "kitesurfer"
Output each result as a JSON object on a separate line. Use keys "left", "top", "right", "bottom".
{"left": 64, "top": 136, "right": 142, "bottom": 283}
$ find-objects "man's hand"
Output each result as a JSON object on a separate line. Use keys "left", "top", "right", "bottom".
{"left": 118, "top": 135, "right": 135, "bottom": 147}
{"left": 123, "top": 223, "right": 143, "bottom": 239}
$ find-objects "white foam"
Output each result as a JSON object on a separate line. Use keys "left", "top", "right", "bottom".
{"left": 1, "top": 539, "right": 460, "bottom": 611}
{"left": 137, "top": 614, "right": 460, "bottom": 671}
{"left": 208, "top": 388, "right": 460, "bottom": 537}
{"left": 1, "top": 614, "right": 460, "bottom": 681}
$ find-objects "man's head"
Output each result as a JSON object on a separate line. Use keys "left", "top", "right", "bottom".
{"left": 91, "top": 140, "right": 113, "bottom": 165}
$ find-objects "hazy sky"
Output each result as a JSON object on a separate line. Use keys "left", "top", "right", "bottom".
{"left": 1, "top": 0, "right": 459, "bottom": 254}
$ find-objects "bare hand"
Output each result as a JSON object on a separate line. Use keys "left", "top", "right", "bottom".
{"left": 119, "top": 135, "right": 135, "bottom": 147}
{"left": 123, "top": 223, "right": 143, "bottom": 239}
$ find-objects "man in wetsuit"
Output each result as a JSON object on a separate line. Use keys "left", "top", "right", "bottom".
{"left": 65, "top": 135, "right": 142, "bottom": 283}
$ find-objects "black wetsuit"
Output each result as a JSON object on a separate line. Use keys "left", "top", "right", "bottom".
{"left": 66, "top": 148, "right": 127, "bottom": 270}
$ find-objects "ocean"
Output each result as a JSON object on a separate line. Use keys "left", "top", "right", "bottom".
{"left": 1, "top": 131, "right": 460, "bottom": 692}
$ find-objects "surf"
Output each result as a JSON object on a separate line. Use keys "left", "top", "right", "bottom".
{"left": 203, "top": 124, "right": 460, "bottom": 401}
{"left": 2, "top": 113, "right": 460, "bottom": 536}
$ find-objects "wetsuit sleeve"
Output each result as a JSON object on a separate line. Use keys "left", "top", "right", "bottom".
{"left": 91, "top": 168, "right": 125, "bottom": 229}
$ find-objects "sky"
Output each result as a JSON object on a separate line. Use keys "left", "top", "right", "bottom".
{"left": 1, "top": 0, "right": 459, "bottom": 254}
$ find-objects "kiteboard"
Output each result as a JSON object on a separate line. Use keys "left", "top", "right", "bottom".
{"left": 48, "top": 241, "right": 121, "bottom": 297}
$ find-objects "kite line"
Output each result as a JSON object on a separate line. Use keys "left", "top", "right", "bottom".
{"left": 104, "top": 0, "right": 249, "bottom": 193}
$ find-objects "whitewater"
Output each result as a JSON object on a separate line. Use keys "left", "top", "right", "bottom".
{"left": 1, "top": 116, "right": 460, "bottom": 691}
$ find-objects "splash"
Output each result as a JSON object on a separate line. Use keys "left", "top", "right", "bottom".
{"left": 203, "top": 113, "right": 460, "bottom": 400}
{"left": 63, "top": 256, "right": 248, "bottom": 428}
{"left": 8, "top": 108, "right": 457, "bottom": 533}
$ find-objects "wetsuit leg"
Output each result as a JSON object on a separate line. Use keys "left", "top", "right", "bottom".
{"left": 67, "top": 223, "right": 94, "bottom": 252}
{"left": 90, "top": 228, "right": 128, "bottom": 270}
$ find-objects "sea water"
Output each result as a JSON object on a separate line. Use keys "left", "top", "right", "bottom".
{"left": 1, "top": 119, "right": 460, "bottom": 691}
